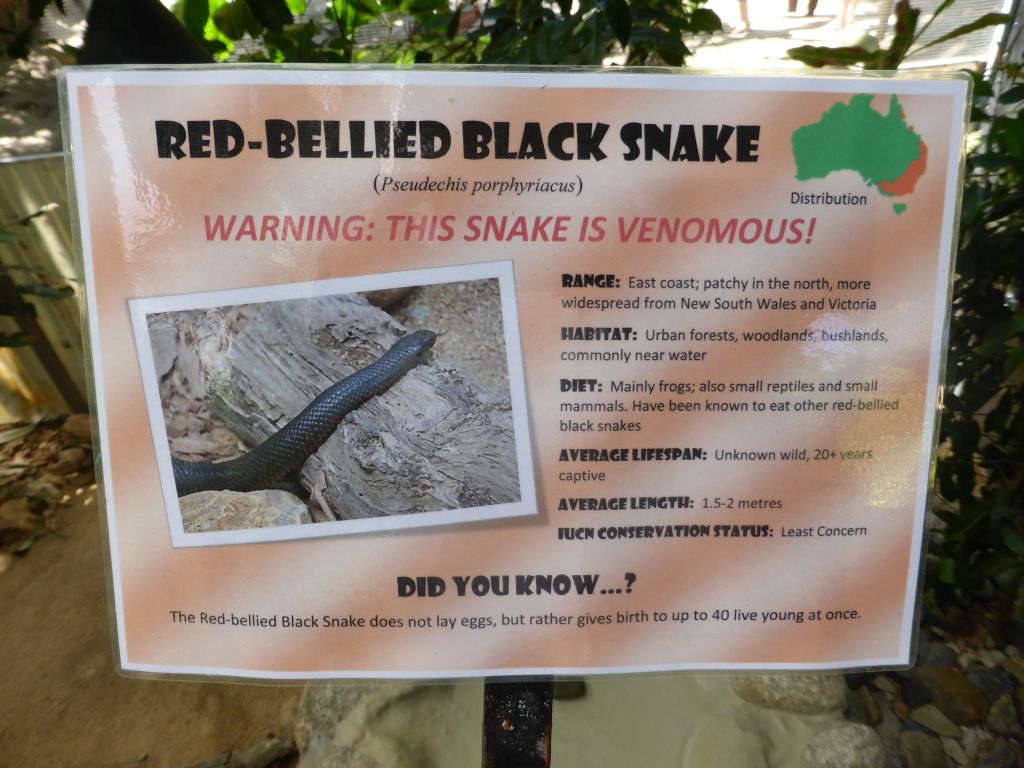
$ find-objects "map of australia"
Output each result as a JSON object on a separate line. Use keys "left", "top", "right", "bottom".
{"left": 791, "top": 94, "right": 928, "bottom": 214}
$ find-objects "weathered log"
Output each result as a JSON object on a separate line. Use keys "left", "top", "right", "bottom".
{"left": 174, "top": 293, "right": 519, "bottom": 521}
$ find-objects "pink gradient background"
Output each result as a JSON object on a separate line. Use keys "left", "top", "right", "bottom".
{"left": 69, "top": 73, "right": 963, "bottom": 675}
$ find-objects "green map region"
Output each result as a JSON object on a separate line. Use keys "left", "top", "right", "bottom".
{"left": 791, "top": 94, "right": 928, "bottom": 214}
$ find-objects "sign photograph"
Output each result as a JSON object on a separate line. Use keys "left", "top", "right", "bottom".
{"left": 62, "top": 67, "right": 968, "bottom": 678}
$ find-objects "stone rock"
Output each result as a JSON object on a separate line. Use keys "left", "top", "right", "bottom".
{"left": 732, "top": 674, "right": 847, "bottom": 714}
{"left": 893, "top": 696, "right": 911, "bottom": 720}
{"left": 61, "top": 413, "right": 93, "bottom": 445}
{"left": 911, "top": 667, "right": 989, "bottom": 724}
{"left": 1002, "top": 656, "right": 1024, "bottom": 686}
{"left": 180, "top": 490, "right": 311, "bottom": 533}
{"left": 294, "top": 682, "right": 480, "bottom": 768}
{"left": 23, "top": 475, "right": 60, "bottom": 503}
{"left": 52, "top": 447, "right": 87, "bottom": 475}
{"left": 968, "top": 667, "right": 1016, "bottom": 704}
{"left": 803, "top": 723, "right": 891, "bottom": 768}
{"left": 898, "top": 730, "right": 947, "bottom": 768}
{"left": 977, "top": 737, "right": 1017, "bottom": 768}
{"left": 909, "top": 703, "right": 962, "bottom": 738}
{"left": 873, "top": 676, "right": 899, "bottom": 696}
{"left": 902, "top": 675, "right": 933, "bottom": 708}
{"left": 875, "top": 709, "right": 903, "bottom": 757}
{"left": 979, "top": 650, "right": 1007, "bottom": 669}
{"left": 844, "top": 686, "right": 876, "bottom": 725}
{"left": 917, "top": 636, "right": 957, "bottom": 668}
{"left": 295, "top": 685, "right": 388, "bottom": 764}
{"left": 941, "top": 736, "right": 969, "bottom": 766}
{"left": 961, "top": 726, "right": 994, "bottom": 761}
{"left": 0, "top": 498, "right": 40, "bottom": 544}
{"left": 685, "top": 714, "right": 769, "bottom": 768}
{"left": 877, "top": 707, "right": 903, "bottom": 739}
{"left": 985, "top": 693, "right": 1024, "bottom": 738}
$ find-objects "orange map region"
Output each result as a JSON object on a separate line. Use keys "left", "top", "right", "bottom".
{"left": 880, "top": 140, "right": 929, "bottom": 196}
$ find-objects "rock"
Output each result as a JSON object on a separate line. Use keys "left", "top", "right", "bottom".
{"left": 803, "top": 723, "right": 892, "bottom": 768}
{"left": 1001, "top": 656, "right": 1024, "bottom": 686}
{"left": 902, "top": 675, "right": 933, "bottom": 708}
{"left": 985, "top": 693, "right": 1024, "bottom": 738}
{"left": 844, "top": 689, "right": 866, "bottom": 724}
{"left": 911, "top": 667, "right": 989, "bottom": 724}
{"left": 301, "top": 745, "right": 381, "bottom": 768}
{"left": 979, "top": 650, "right": 1007, "bottom": 669}
{"left": 917, "top": 636, "right": 957, "bottom": 667}
{"left": 294, "top": 683, "right": 480, "bottom": 768}
{"left": 295, "top": 685, "right": 383, "bottom": 758}
{"left": 968, "top": 667, "right": 1016, "bottom": 704}
{"left": 941, "top": 736, "right": 969, "bottom": 766}
{"left": 961, "top": 726, "right": 994, "bottom": 761}
{"left": 52, "top": 447, "right": 87, "bottom": 475}
{"left": 180, "top": 490, "right": 312, "bottom": 533}
{"left": 893, "top": 695, "right": 910, "bottom": 720}
{"left": 875, "top": 709, "right": 903, "bottom": 756}
{"left": 877, "top": 707, "right": 903, "bottom": 739}
{"left": 845, "top": 686, "right": 874, "bottom": 725}
{"left": 685, "top": 714, "right": 770, "bottom": 768}
{"left": 873, "top": 676, "right": 900, "bottom": 696}
{"left": 731, "top": 674, "right": 847, "bottom": 714}
{"left": 61, "top": 413, "right": 93, "bottom": 445}
{"left": 898, "top": 730, "right": 947, "bottom": 768}
{"left": 0, "top": 498, "right": 41, "bottom": 544}
{"left": 23, "top": 475, "right": 61, "bottom": 504}
{"left": 976, "top": 737, "right": 1017, "bottom": 768}
{"left": 909, "top": 703, "right": 962, "bottom": 737}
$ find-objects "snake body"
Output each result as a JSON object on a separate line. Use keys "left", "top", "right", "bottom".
{"left": 172, "top": 330, "right": 437, "bottom": 496}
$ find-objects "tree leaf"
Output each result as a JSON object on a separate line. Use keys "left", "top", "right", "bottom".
{"left": 0, "top": 228, "right": 29, "bottom": 242}
{"left": 214, "top": 1, "right": 266, "bottom": 38}
{"left": 182, "top": 0, "right": 211, "bottom": 39}
{"left": 880, "top": 0, "right": 919, "bottom": 68}
{"left": 787, "top": 44, "right": 875, "bottom": 68}
{"left": 997, "top": 83, "right": 1024, "bottom": 104}
{"left": 600, "top": 0, "right": 632, "bottom": 48}
{"left": 1000, "top": 526, "right": 1024, "bottom": 558}
{"left": 688, "top": 7, "right": 722, "bottom": 33}
{"left": 446, "top": 5, "right": 461, "bottom": 40}
{"left": 0, "top": 421, "right": 40, "bottom": 445}
{"left": 245, "top": 0, "right": 295, "bottom": 32}
{"left": 913, "top": 13, "right": 1013, "bottom": 55}
{"left": 17, "top": 283, "right": 75, "bottom": 299}
{"left": 0, "top": 332, "right": 32, "bottom": 347}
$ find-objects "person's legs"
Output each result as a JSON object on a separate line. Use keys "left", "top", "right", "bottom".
{"left": 737, "top": 0, "right": 751, "bottom": 32}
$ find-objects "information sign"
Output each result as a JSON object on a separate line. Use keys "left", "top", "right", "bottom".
{"left": 62, "top": 68, "right": 968, "bottom": 678}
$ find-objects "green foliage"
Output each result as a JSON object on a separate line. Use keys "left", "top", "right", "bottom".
{"left": 0, "top": 0, "right": 63, "bottom": 58}
{"left": 172, "top": 0, "right": 719, "bottom": 65}
{"left": 788, "top": 0, "right": 1010, "bottom": 70}
{"left": 932, "top": 63, "right": 1024, "bottom": 633}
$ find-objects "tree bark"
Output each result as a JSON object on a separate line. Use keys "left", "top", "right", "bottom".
{"left": 179, "top": 293, "right": 520, "bottom": 521}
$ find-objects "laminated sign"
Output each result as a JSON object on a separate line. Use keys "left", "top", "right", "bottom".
{"left": 62, "top": 67, "right": 968, "bottom": 678}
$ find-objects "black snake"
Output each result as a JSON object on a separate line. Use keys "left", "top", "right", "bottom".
{"left": 171, "top": 330, "right": 437, "bottom": 496}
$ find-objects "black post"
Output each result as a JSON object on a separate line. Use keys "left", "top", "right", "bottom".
{"left": 482, "top": 678, "right": 553, "bottom": 767}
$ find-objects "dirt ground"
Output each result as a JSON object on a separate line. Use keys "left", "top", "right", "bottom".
{"left": 0, "top": 468, "right": 301, "bottom": 768}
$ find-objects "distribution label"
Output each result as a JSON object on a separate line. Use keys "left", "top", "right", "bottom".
{"left": 62, "top": 68, "right": 968, "bottom": 678}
